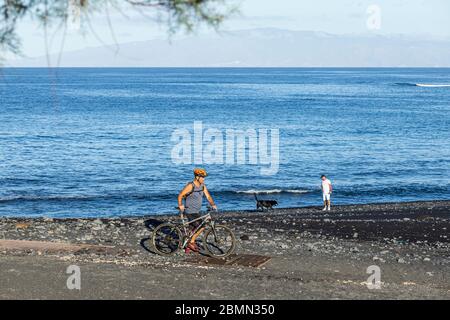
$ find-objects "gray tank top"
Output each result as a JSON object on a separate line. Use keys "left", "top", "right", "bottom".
{"left": 184, "top": 182, "right": 204, "bottom": 214}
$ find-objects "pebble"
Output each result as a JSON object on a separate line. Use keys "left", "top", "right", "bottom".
{"left": 373, "top": 256, "right": 385, "bottom": 263}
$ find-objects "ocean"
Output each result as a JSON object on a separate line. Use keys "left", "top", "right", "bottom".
{"left": 0, "top": 68, "right": 449, "bottom": 217}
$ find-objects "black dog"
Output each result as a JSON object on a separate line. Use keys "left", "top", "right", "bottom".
{"left": 254, "top": 193, "right": 278, "bottom": 211}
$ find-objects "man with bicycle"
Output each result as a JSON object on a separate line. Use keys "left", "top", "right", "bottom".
{"left": 178, "top": 168, "right": 217, "bottom": 253}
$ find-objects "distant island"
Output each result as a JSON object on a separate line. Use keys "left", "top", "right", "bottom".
{"left": 6, "top": 28, "right": 450, "bottom": 68}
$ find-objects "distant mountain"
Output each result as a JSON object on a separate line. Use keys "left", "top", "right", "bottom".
{"left": 7, "top": 28, "right": 450, "bottom": 67}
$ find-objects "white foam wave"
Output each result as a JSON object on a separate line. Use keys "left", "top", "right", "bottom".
{"left": 416, "top": 84, "right": 450, "bottom": 87}
{"left": 236, "top": 189, "right": 309, "bottom": 194}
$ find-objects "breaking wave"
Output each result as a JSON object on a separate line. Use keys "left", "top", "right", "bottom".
{"left": 395, "top": 82, "right": 450, "bottom": 87}
{"left": 235, "top": 189, "right": 310, "bottom": 195}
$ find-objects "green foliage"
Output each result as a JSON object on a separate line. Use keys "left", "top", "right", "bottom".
{"left": 0, "top": 0, "right": 237, "bottom": 55}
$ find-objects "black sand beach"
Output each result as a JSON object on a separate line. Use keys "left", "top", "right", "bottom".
{"left": 0, "top": 200, "right": 449, "bottom": 299}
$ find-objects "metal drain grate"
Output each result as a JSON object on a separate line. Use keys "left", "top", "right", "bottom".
{"left": 185, "top": 254, "right": 271, "bottom": 268}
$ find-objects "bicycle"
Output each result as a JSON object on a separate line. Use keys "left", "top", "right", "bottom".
{"left": 152, "top": 207, "right": 236, "bottom": 258}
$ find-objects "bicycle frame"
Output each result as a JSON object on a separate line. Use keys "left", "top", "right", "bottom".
{"left": 152, "top": 209, "right": 235, "bottom": 257}
{"left": 178, "top": 213, "right": 214, "bottom": 248}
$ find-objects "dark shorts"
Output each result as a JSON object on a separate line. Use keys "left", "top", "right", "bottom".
{"left": 186, "top": 213, "right": 201, "bottom": 228}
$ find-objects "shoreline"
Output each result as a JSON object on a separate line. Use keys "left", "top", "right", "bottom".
{"left": 1, "top": 200, "right": 449, "bottom": 299}
{"left": 2, "top": 198, "right": 449, "bottom": 220}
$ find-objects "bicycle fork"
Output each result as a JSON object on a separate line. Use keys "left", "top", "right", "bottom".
{"left": 210, "top": 222, "right": 220, "bottom": 244}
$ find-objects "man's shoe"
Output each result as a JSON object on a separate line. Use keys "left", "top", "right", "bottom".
{"left": 185, "top": 242, "right": 199, "bottom": 254}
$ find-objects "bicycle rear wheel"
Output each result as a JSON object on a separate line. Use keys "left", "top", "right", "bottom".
{"left": 204, "top": 225, "right": 236, "bottom": 258}
{"left": 152, "top": 223, "right": 182, "bottom": 256}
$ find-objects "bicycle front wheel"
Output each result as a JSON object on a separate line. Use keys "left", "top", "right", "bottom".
{"left": 204, "top": 225, "right": 236, "bottom": 258}
{"left": 152, "top": 223, "right": 182, "bottom": 256}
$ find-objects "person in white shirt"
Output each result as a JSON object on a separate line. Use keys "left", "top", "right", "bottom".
{"left": 321, "top": 175, "right": 333, "bottom": 211}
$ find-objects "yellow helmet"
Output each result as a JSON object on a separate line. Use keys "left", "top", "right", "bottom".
{"left": 193, "top": 168, "right": 208, "bottom": 177}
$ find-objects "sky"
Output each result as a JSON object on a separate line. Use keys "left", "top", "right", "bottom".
{"left": 7, "top": 0, "right": 450, "bottom": 61}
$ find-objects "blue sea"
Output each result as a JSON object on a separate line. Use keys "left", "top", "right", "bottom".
{"left": 0, "top": 68, "right": 449, "bottom": 217}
